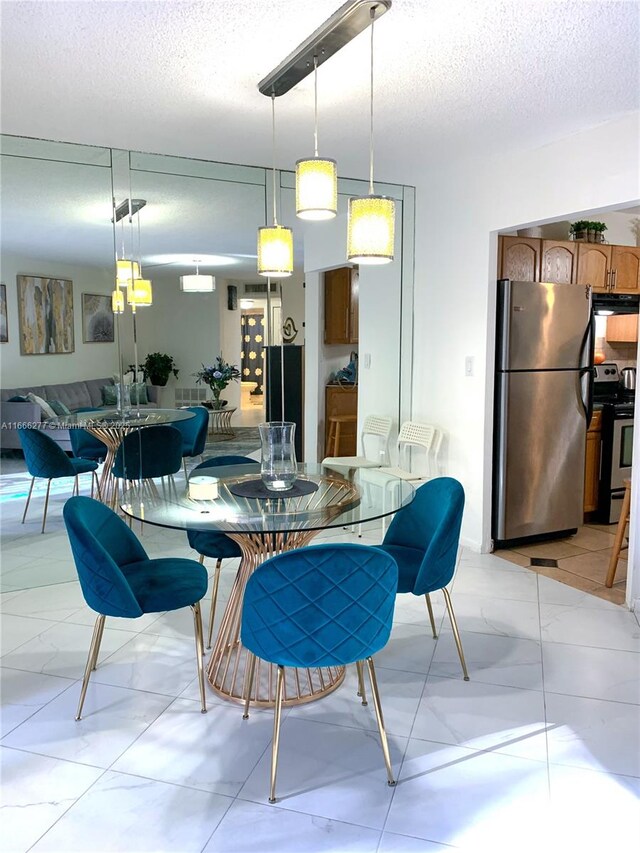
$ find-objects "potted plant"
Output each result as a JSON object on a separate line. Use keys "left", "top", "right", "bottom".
{"left": 194, "top": 355, "right": 241, "bottom": 409}
{"left": 569, "top": 220, "right": 589, "bottom": 241}
{"left": 134, "top": 353, "right": 179, "bottom": 387}
{"left": 592, "top": 221, "right": 608, "bottom": 243}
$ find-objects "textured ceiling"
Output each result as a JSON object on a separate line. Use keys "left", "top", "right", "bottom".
{"left": 1, "top": 0, "right": 638, "bottom": 185}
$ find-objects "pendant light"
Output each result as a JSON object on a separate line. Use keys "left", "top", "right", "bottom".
{"left": 295, "top": 56, "right": 337, "bottom": 221}
{"left": 347, "top": 8, "right": 395, "bottom": 265}
{"left": 111, "top": 289, "right": 124, "bottom": 314}
{"left": 116, "top": 259, "right": 141, "bottom": 287}
{"left": 180, "top": 260, "right": 216, "bottom": 292}
{"left": 257, "top": 94, "right": 293, "bottom": 278}
{"left": 126, "top": 278, "right": 153, "bottom": 307}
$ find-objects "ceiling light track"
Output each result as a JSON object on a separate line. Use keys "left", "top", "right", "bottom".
{"left": 258, "top": 0, "right": 391, "bottom": 97}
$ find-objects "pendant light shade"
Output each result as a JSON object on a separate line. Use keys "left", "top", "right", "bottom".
{"left": 126, "top": 278, "right": 153, "bottom": 307}
{"left": 296, "top": 157, "right": 338, "bottom": 220}
{"left": 346, "top": 8, "right": 396, "bottom": 265}
{"left": 180, "top": 273, "right": 216, "bottom": 292}
{"left": 257, "top": 225, "right": 293, "bottom": 278}
{"left": 111, "top": 289, "right": 125, "bottom": 314}
{"left": 116, "top": 259, "right": 140, "bottom": 287}
{"left": 347, "top": 195, "right": 395, "bottom": 264}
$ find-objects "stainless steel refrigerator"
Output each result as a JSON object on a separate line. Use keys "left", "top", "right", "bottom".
{"left": 493, "top": 280, "right": 593, "bottom": 546}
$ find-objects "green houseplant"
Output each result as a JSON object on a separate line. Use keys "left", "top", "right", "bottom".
{"left": 139, "top": 353, "right": 179, "bottom": 386}
{"left": 569, "top": 220, "right": 590, "bottom": 241}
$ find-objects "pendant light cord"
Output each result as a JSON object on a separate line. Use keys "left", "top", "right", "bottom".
{"left": 271, "top": 93, "right": 278, "bottom": 225}
{"left": 313, "top": 55, "right": 319, "bottom": 157}
{"left": 369, "top": 8, "right": 375, "bottom": 195}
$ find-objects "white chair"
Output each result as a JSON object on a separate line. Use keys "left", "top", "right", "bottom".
{"left": 322, "top": 414, "right": 393, "bottom": 470}
{"left": 362, "top": 421, "right": 443, "bottom": 536}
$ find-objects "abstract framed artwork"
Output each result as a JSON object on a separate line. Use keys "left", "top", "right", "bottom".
{"left": 17, "top": 275, "right": 74, "bottom": 355}
{"left": 0, "top": 283, "right": 7, "bottom": 343}
{"left": 82, "top": 292, "right": 114, "bottom": 343}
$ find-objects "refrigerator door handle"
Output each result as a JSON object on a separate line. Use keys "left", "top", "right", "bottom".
{"left": 578, "top": 310, "right": 595, "bottom": 426}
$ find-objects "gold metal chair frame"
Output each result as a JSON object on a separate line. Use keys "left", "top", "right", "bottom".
{"left": 22, "top": 471, "right": 101, "bottom": 534}
{"left": 424, "top": 588, "right": 469, "bottom": 681}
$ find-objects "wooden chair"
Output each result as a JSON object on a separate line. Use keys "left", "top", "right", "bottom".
{"left": 605, "top": 478, "right": 631, "bottom": 588}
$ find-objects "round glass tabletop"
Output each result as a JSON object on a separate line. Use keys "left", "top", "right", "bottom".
{"left": 46, "top": 407, "right": 196, "bottom": 429}
{"left": 121, "top": 462, "right": 415, "bottom": 534}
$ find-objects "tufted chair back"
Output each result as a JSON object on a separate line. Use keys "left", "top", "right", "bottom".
{"left": 19, "top": 427, "right": 77, "bottom": 479}
{"left": 241, "top": 543, "right": 398, "bottom": 668}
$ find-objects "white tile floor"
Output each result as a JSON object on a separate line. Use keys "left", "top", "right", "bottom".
{"left": 1, "top": 472, "right": 639, "bottom": 852}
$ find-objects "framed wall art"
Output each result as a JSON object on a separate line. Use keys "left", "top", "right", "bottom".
{"left": 82, "top": 292, "right": 114, "bottom": 343}
{"left": 17, "top": 275, "right": 74, "bottom": 355}
{"left": 0, "top": 283, "right": 7, "bottom": 343}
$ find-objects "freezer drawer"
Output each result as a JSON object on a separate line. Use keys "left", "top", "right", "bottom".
{"left": 493, "top": 369, "right": 587, "bottom": 542}
{"left": 497, "top": 280, "right": 591, "bottom": 371}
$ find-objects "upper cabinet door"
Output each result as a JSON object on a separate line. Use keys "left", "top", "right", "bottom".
{"left": 499, "top": 236, "right": 540, "bottom": 281}
{"left": 611, "top": 246, "right": 640, "bottom": 294}
{"left": 324, "top": 267, "right": 351, "bottom": 345}
{"left": 576, "top": 244, "right": 612, "bottom": 292}
{"left": 540, "top": 240, "right": 578, "bottom": 284}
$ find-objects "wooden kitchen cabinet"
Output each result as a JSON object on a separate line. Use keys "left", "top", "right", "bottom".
{"left": 540, "top": 240, "right": 578, "bottom": 284}
{"left": 324, "top": 267, "right": 359, "bottom": 345}
{"left": 576, "top": 243, "right": 612, "bottom": 292}
{"left": 584, "top": 409, "right": 602, "bottom": 514}
{"left": 610, "top": 246, "right": 640, "bottom": 294}
{"left": 499, "top": 236, "right": 540, "bottom": 281}
{"left": 606, "top": 314, "right": 639, "bottom": 343}
{"left": 325, "top": 385, "right": 357, "bottom": 456}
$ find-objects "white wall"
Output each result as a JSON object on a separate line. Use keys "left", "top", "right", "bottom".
{"left": 411, "top": 113, "right": 640, "bottom": 577}
{"left": 0, "top": 253, "right": 118, "bottom": 388}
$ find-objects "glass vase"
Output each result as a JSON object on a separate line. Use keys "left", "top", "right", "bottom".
{"left": 259, "top": 421, "right": 297, "bottom": 491}
{"left": 115, "top": 382, "right": 131, "bottom": 414}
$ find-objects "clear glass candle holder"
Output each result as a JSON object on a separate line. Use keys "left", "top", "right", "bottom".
{"left": 259, "top": 421, "right": 297, "bottom": 491}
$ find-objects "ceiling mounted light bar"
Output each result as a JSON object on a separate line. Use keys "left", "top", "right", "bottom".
{"left": 113, "top": 198, "right": 147, "bottom": 223}
{"left": 258, "top": 0, "right": 391, "bottom": 97}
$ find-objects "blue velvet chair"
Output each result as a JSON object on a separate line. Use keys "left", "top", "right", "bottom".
{"left": 69, "top": 428, "right": 107, "bottom": 463}
{"left": 377, "top": 477, "right": 469, "bottom": 680}
{"left": 172, "top": 406, "right": 210, "bottom": 479}
{"left": 18, "top": 428, "right": 100, "bottom": 533}
{"left": 187, "top": 455, "right": 258, "bottom": 648}
{"left": 241, "top": 543, "right": 398, "bottom": 803}
{"left": 112, "top": 425, "right": 183, "bottom": 496}
{"left": 63, "top": 496, "right": 208, "bottom": 719}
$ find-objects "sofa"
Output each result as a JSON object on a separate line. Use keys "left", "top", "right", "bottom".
{"left": 0, "top": 377, "right": 159, "bottom": 451}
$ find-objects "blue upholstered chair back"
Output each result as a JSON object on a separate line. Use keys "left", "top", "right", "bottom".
{"left": 63, "top": 496, "right": 147, "bottom": 618}
{"left": 69, "top": 428, "right": 106, "bottom": 461}
{"left": 18, "top": 427, "right": 76, "bottom": 479}
{"left": 383, "top": 477, "right": 465, "bottom": 595}
{"left": 241, "top": 544, "right": 398, "bottom": 668}
{"left": 173, "top": 406, "right": 209, "bottom": 458}
{"left": 187, "top": 455, "right": 257, "bottom": 554}
{"left": 112, "top": 425, "right": 183, "bottom": 480}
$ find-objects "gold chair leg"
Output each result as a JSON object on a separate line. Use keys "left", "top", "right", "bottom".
{"left": 191, "top": 602, "right": 207, "bottom": 713}
{"left": 76, "top": 614, "right": 105, "bottom": 720}
{"left": 41, "top": 479, "right": 52, "bottom": 534}
{"left": 442, "top": 586, "right": 469, "bottom": 681}
{"left": 366, "top": 657, "right": 395, "bottom": 786}
{"left": 207, "top": 558, "right": 223, "bottom": 649}
{"left": 356, "top": 660, "right": 368, "bottom": 705}
{"left": 21, "top": 477, "right": 35, "bottom": 524}
{"left": 73, "top": 475, "right": 79, "bottom": 496}
{"left": 243, "top": 652, "right": 257, "bottom": 719}
{"left": 269, "top": 665, "right": 285, "bottom": 803}
{"left": 425, "top": 593, "right": 438, "bottom": 639}
{"left": 183, "top": 458, "right": 188, "bottom": 481}
{"left": 93, "top": 471, "right": 102, "bottom": 502}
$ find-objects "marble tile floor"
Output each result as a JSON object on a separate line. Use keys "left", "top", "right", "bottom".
{"left": 1, "top": 492, "right": 640, "bottom": 851}
{"left": 494, "top": 523, "right": 629, "bottom": 606}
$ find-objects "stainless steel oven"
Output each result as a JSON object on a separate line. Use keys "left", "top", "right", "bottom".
{"left": 599, "top": 401, "right": 634, "bottom": 523}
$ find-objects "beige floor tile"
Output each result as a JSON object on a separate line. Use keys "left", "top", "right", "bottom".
{"left": 513, "top": 541, "right": 587, "bottom": 560}
{"left": 568, "top": 526, "right": 617, "bottom": 552}
{"left": 529, "top": 565, "right": 601, "bottom": 593}
{"left": 585, "top": 523, "right": 619, "bottom": 534}
{"left": 558, "top": 549, "right": 627, "bottom": 584}
{"left": 589, "top": 584, "right": 627, "bottom": 606}
{"left": 492, "top": 549, "right": 530, "bottom": 568}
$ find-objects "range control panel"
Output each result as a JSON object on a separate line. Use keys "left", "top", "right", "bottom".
{"left": 594, "top": 363, "right": 620, "bottom": 384}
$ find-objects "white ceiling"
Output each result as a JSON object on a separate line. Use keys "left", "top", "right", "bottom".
{"left": 1, "top": 0, "right": 638, "bottom": 186}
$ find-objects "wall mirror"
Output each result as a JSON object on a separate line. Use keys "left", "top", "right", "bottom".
{"left": 0, "top": 133, "right": 414, "bottom": 592}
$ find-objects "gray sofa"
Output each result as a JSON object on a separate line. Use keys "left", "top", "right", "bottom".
{"left": 1, "top": 377, "right": 159, "bottom": 451}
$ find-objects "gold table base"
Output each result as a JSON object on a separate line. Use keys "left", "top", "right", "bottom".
{"left": 86, "top": 426, "right": 137, "bottom": 508}
{"left": 206, "top": 529, "right": 346, "bottom": 708}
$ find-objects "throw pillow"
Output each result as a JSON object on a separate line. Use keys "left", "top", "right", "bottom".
{"left": 47, "top": 399, "right": 71, "bottom": 416}
{"left": 102, "top": 385, "right": 118, "bottom": 406}
{"left": 129, "top": 382, "right": 148, "bottom": 405}
{"left": 25, "top": 392, "right": 56, "bottom": 419}
{"left": 7, "top": 395, "right": 28, "bottom": 402}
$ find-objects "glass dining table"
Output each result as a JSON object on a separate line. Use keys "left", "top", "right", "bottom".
{"left": 121, "top": 462, "right": 415, "bottom": 709}
{"left": 47, "top": 408, "right": 195, "bottom": 507}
